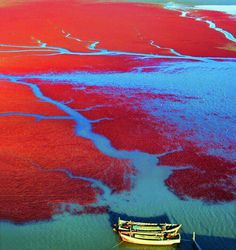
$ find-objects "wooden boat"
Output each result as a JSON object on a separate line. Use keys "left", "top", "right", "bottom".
{"left": 120, "top": 230, "right": 176, "bottom": 236}
{"left": 116, "top": 218, "right": 182, "bottom": 234}
{"left": 118, "top": 231, "right": 181, "bottom": 246}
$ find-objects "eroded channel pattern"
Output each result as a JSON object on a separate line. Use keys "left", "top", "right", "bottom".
{"left": 0, "top": 0, "right": 235, "bottom": 224}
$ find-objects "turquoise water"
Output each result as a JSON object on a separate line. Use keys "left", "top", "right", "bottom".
{"left": 1, "top": 165, "right": 236, "bottom": 250}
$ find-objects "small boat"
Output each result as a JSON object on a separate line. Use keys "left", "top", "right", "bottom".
{"left": 118, "top": 231, "right": 181, "bottom": 246}
{"left": 115, "top": 218, "right": 182, "bottom": 234}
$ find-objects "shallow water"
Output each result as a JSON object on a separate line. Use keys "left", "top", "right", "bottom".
{"left": 1, "top": 128, "right": 235, "bottom": 245}
{"left": 1, "top": 166, "right": 236, "bottom": 250}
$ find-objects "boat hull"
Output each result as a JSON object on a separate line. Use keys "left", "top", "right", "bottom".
{"left": 119, "top": 232, "right": 181, "bottom": 246}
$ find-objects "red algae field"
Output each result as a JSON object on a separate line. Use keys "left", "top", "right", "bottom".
{"left": 0, "top": 1, "right": 236, "bottom": 250}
